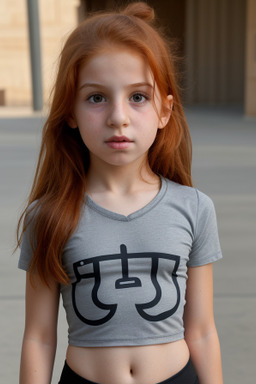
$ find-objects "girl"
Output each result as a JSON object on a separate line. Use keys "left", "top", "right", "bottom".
{"left": 17, "top": 2, "right": 223, "bottom": 384}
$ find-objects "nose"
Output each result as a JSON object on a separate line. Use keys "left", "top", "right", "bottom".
{"left": 107, "top": 100, "right": 130, "bottom": 129}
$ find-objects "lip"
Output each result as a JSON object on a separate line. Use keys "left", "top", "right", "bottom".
{"left": 105, "top": 136, "right": 133, "bottom": 150}
{"left": 106, "top": 136, "right": 132, "bottom": 143}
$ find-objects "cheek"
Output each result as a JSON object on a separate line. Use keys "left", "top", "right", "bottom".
{"left": 76, "top": 111, "right": 102, "bottom": 137}
{"left": 79, "top": 126, "right": 97, "bottom": 143}
{"left": 140, "top": 110, "right": 160, "bottom": 133}
{"left": 76, "top": 109, "right": 95, "bottom": 126}
{"left": 76, "top": 117, "right": 97, "bottom": 145}
{"left": 78, "top": 129, "right": 98, "bottom": 154}
{"left": 139, "top": 126, "right": 159, "bottom": 151}
{"left": 146, "top": 129, "right": 159, "bottom": 147}
{"left": 143, "top": 108, "right": 161, "bottom": 125}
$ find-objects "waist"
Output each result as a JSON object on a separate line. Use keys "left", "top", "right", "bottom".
{"left": 66, "top": 339, "right": 190, "bottom": 384}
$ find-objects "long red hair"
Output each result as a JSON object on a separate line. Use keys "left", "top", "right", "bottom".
{"left": 17, "top": 2, "right": 192, "bottom": 285}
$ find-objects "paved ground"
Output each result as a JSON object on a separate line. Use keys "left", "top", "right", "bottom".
{"left": 0, "top": 106, "right": 255, "bottom": 383}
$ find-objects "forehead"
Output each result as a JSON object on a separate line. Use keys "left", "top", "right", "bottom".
{"left": 78, "top": 48, "right": 154, "bottom": 86}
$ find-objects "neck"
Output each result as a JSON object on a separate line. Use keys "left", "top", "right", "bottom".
{"left": 86, "top": 157, "right": 158, "bottom": 195}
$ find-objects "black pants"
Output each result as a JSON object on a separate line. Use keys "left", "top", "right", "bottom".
{"left": 58, "top": 359, "right": 199, "bottom": 384}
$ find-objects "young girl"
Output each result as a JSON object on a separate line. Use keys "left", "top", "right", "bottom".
{"left": 17, "top": 2, "right": 223, "bottom": 384}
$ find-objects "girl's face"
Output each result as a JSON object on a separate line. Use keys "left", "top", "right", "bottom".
{"left": 69, "top": 47, "right": 172, "bottom": 171}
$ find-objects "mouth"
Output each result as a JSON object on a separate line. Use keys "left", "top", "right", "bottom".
{"left": 105, "top": 136, "right": 133, "bottom": 149}
{"left": 106, "top": 136, "right": 132, "bottom": 143}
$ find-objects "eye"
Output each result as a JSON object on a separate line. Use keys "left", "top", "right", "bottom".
{"left": 130, "top": 93, "right": 148, "bottom": 103}
{"left": 88, "top": 94, "right": 106, "bottom": 103}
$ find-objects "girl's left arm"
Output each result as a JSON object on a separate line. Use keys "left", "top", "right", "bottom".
{"left": 183, "top": 263, "right": 223, "bottom": 384}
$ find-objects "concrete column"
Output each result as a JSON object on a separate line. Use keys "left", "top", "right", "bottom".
{"left": 27, "top": 0, "right": 43, "bottom": 111}
{"left": 218, "top": 0, "right": 229, "bottom": 104}
{"left": 245, "top": 0, "right": 256, "bottom": 116}
{"left": 208, "top": 0, "right": 218, "bottom": 104}
{"left": 229, "top": 0, "right": 246, "bottom": 103}
{"left": 185, "top": 0, "right": 195, "bottom": 104}
{"left": 197, "top": 0, "right": 208, "bottom": 103}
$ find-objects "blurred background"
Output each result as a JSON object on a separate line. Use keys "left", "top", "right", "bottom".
{"left": 0, "top": 0, "right": 256, "bottom": 115}
{"left": 0, "top": 1, "right": 255, "bottom": 384}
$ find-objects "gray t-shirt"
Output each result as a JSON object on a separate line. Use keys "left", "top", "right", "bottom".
{"left": 19, "top": 177, "right": 222, "bottom": 347}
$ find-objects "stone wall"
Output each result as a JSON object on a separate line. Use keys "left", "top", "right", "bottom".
{"left": 0, "top": 0, "right": 79, "bottom": 106}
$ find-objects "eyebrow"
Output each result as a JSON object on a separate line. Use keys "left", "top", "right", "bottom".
{"left": 78, "top": 82, "right": 154, "bottom": 91}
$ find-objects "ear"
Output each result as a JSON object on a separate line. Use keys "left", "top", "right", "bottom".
{"left": 158, "top": 95, "right": 173, "bottom": 129}
{"left": 67, "top": 114, "right": 78, "bottom": 129}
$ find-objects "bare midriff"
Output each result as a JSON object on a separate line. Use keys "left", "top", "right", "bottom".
{"left": 66, "top": 339, "right": 190, "bottom": 384}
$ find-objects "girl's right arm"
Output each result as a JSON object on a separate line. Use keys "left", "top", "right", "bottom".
{"left": 19, "top": 272, "right": 60, "bottom": 384}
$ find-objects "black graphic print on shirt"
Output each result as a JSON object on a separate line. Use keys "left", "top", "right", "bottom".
{"left": 72, "top": 244, "right": 181, "bottom": 326}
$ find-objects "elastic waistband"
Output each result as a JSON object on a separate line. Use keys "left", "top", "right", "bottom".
{"left": 59, "top": 362, "right": 97, "bottom": 384}
{"left": 157, "top": 358, "right": 198, "bottom": 384}
{"left": 59, "top": 359, "right": 198, "bottom": 384}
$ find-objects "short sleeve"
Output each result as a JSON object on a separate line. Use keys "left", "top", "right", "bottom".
{"left": 18, "top": 204, "right": 37, "bottom": 271}
{"left": 188, "top": 190, "right": 222, "bottom": 267}
{"left": 18, "top": 225, "right": 34, "bottom": 271}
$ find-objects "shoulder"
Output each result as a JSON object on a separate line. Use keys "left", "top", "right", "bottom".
{"left": 18, "top": 200, "right": 40, "bottom": 270}
{"left": 161, "top": 180, "right": 223, "bottom": 266}
{"left": 24, "top": 200, "right": 40, "bottom": 223}
{"left": 162, "top": 177, "right": 214, "bottom": 212}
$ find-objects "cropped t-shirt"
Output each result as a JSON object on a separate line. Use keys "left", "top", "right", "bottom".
{"left": 18, "top": 177, "right": 222, "bottom": 347}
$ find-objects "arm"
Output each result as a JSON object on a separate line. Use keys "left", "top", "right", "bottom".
{"left": 19, "top": 272, "right": 60, "bottom": 384}
{"left": 183, "top": 263, "right": 223, "bottom": 384}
